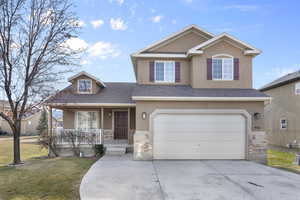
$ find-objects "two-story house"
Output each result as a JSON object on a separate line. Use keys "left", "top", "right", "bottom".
{"left": 47, "top": 25, "right": 270, "bottom": 162}
{"left": 260, "top": 70, "right": 300, "bottom": 148}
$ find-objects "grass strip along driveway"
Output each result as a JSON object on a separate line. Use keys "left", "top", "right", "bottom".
{"left": 0, "top": 137, "right": 96, "bottom": 200}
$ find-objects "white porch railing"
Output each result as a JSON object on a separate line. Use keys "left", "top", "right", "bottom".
{"left": 53, "top": 128, "right": 103, "bottom": 145}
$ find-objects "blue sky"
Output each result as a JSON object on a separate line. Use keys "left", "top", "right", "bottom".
{"left": 68, "top": 0, "right": 300, "bottom": 89}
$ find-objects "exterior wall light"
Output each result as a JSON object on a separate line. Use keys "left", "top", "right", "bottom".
{"left": 141, "top": 112, "right": 147, "bottom": 120}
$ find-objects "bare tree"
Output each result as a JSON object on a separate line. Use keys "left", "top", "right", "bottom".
{"left": 0, "top": 0, "right": 82, "bottom": 165}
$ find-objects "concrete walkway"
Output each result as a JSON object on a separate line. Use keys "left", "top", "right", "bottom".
{"left": 80, "top": 154, "right": 300, "bottom": 200}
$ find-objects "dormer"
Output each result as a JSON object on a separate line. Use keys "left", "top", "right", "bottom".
{"left": 68, "top": 71, "right": 106, "bottom": 94}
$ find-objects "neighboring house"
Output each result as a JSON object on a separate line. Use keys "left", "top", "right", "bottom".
{"left": 260, "top": 70, "right": 300, "bottom": 148}
{"left": 47, "top": 25, "right": 270, "bottom": 162}
{"left": 0, "top": 102, "right": 58, "bottom": 135}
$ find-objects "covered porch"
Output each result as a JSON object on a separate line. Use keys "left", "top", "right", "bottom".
{"left": 48, "top": 105, "right": 136, "bottom": 146}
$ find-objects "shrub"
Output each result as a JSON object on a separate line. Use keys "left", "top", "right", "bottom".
{"left": 94, "top": 144, "right": 105, "bottom": 157}
{"left": 0, "top": 129, "right": 8, "bottom": 136}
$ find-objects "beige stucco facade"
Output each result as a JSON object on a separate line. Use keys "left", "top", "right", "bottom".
{"left": 137, "top": 58, "right": 190, "bottom": 85}
{"left": 70, "top": 74, "right": 101, "bottom": 94}
{"left": 62, "top": 107, "right": 136, "bottom": 143}
{"left": 190, "top": 41, "right": 252, "bottom": 88}
{"left": 133, "top": 100, "right": 267, "bottom": 162}
{"left": 136, "top": 40, "right": 253, "bottom": 88}
{"left": 263, "top": 81, "right": 300, "bottom": 147}
{"left": 147, "top": 31, "right": 210, "bottom": 53}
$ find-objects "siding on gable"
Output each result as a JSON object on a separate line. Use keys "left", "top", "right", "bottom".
{"left": 147, "top": 31, "right": 209, "bottom": 53}
{"left": 70, "top": 74, "right": 101, "bottom": 94}
{"left": 190, "top": 41, "right": 252, "bottom": 88}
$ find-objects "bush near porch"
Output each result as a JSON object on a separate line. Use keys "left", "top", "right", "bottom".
{"left": 0, "top": 136, "right": 96, "bottom": 200}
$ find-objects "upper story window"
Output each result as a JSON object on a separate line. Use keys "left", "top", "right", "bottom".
{"left": 280, "top": 118, "right": 288, "bottom": 130}
{"left": 295, "top": 82, "right": 300, "bottom": 95}
{"left": 78, "top": 79, "right": 92, "bottom": 93}
{"left": 155, "top": 61, "right": 175, "bottom": 82}
{"left": 212, "top": 55, "right": 233, "bottom": 80}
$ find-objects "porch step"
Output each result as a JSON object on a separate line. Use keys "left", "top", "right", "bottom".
{"left": 105, "top": 147, "right": 126, "bottom": 156}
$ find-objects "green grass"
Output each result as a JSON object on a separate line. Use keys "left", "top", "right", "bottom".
{"left": 0, "top": 136, "right": 48, "bottom": 166}
{"left": 0, "top": 136, "right": 97, "bottom": 200}
{"left": 268, "top": 149, "right": 300, "bottom": 174}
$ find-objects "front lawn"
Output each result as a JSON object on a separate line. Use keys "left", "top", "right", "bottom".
{"left": 0, "top": 136, "right": 97, "bottom": 200}
{"left": 0, "top": 157, "right": 96, "bottom": 200}
{"left": 268, "top": 149, "right": 300, "bottom": 174}
{"left": 0, "top": 136, "right": 48, "bottom": 166}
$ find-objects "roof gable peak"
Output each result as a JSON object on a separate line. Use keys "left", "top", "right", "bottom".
{"left": 68, "top": 71, "right": 106, "bottom": 87}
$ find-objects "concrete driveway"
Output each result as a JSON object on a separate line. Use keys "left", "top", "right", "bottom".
{"left": 80, "top": 155, "right": 300, "bottom": 200}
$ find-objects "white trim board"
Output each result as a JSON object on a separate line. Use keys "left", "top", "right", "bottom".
{"left": 132, "top": 96, "right": 271, "bottom": 102}
{"left": 47, "top": 103, "right": 136, "bottom": 107}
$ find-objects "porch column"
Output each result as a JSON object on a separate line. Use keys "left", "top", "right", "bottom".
{"left": 127, "top": 108, "right": 130, "bottom": 142}
{"left": 101, "top": 108, "right": 104, "bottom": 144}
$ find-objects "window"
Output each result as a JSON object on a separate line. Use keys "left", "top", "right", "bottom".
{"left": 76, "top": 111, "right": 98, "bottom": 129}
{"left": 280, "top": 118, "right": 287, "bottom": 129}
{"left": 155, "top": 61, "right": 175, "bottom": 82}
{"left": 78, "top": 79, "right": 92, "bottom": 93}
{"left": 295, "top": 82, "right": 300, "bottom": 95}
{"left": 212, "top": 57, "right": 233, "bottom": 80}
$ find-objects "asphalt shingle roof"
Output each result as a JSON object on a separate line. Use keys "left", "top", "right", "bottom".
{"left": 48, "top": 83, "right": 268, "bottom": 105}
{"left": 260, "top": 70, "right": 300, "bottom": 91}
{"left": 48, "top": 82, "right": 136, "bottom": 104}
{"left": 132, "top": 85, "right": 269, "bottom": 98}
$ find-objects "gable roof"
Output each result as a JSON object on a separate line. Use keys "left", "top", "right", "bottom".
{"left": 68, "top": 71, "right": 106, "bottom": 87}
{"left": 187, "top": 33, "right": 261, "bottom": 56}
{"left": 47, "top": 82, "right": 136, "bottom": 105}
{"left": 131, "top": 24, "right": 214, "bottom": 56}
{"left": 260, "top": 70, "right": 300, "bottom": 91}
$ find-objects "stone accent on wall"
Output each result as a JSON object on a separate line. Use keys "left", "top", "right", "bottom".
{"left": 103, "top": 129, "right": 113, "bottom": 141}
{"left": 248, "top": 131, "right": 267, "bottom": 164}
{"left": 133, "top": 130, "right": 152, "bottom": 160}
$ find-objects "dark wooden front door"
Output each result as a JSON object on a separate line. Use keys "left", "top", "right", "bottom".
{"left": 114, "top": 111, "right": 128, "bottom": 140}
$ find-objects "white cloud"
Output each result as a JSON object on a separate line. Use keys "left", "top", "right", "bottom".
{"left": 90, "top": 19, "right": 104, "bottom": 28}
{"left": 63, "top": 37, "right": 88, "bottom": 52}
{"left": 88, "top": 41, "right": 121, "bottom": 59}
{"left": 109, "top": 0, "right": 124, "bottom": 5}
{"left": 150, "top": 15, "right": 163, "bottom": 23}
{"left": 224, "top": 5, "right": 259, "bottom": 12}
{"left": 110, "top": 18, "right": 128, "bottom": 30}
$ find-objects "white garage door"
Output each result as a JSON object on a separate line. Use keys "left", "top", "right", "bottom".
{"left": 153, "top": 113, "right": 246, "bottom": 159}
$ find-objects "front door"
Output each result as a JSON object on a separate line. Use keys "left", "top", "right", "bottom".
{"left": 114, "top": 111, "right": 128, "bottom": 140}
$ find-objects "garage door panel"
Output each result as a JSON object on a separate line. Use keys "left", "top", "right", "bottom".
{"left": 153, "top": 113, "right": 246, "bottom": 160}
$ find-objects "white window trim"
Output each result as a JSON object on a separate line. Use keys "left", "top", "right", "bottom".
{"left": 295, "top": 82, "right": 300, "bottom": 95}
{"left": 75, "top": 111, "right": 99, "bottom": 129}
{"left": 154, "top": 60, "right": 175, "bottom": 83}
{"left": 280, "top": 118, "right": 287, "bottom": 130}
{"left": 77, "top": 79, "right": 92, "bottom": 94}
{"left": 212, "top": 55, "right": 234, "bottom": 81}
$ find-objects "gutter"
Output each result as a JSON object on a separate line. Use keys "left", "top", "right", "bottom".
{"left": 132, "top": 96, "right": 272, "bottom": 102}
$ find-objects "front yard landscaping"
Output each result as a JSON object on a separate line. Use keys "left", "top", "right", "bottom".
{"left": 0, "top": 136, "right": 96, "bottom": 200}
{"left": 268, "top": 149, "right": 300, "bottom": 174}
